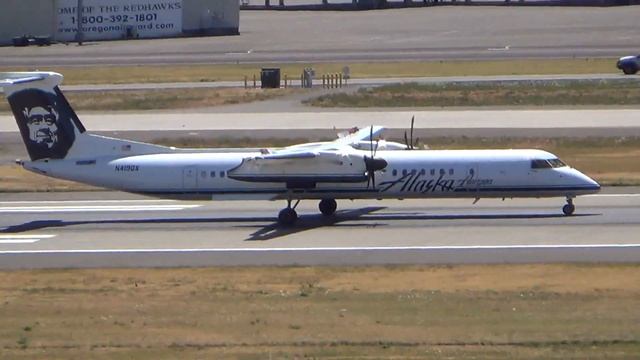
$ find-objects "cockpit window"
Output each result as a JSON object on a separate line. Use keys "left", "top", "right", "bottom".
{"left": 548, "top": 158, "right": 567, "bottom": 168}
{"left": 531, "top": 159, "right": 552, "bottom": 169}
{"left": 531, "top": 158, "right": 567, "bottom": 169}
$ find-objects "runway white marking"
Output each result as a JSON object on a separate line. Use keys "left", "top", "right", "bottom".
{"left": 1, "top": 243, "right": 639, "bottom": 254}
{"left": 0, "top": 234, "right": 55, "bottom": 244}
{"left": 0, "top": 205, "right": 201, "bottom": 213}
{"left": 0, "top": 200, "right": 177, "bottom": 204}
{"left": 584, "top": 194, "right": 640, "bottom": 197}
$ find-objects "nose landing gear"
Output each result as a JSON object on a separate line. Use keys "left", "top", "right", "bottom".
{"left": 562, "top": 197, "right": 575, "bottom": 216}
{"left": 278, "top": 199, "right": 299, "bottom": 226}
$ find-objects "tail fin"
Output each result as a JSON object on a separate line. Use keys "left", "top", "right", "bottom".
{"left": 0, "top": 72, "right": 85, "bottom": 161}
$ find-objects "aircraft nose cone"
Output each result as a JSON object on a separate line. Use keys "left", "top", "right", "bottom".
{"left": 573, "top": 169, "right": 601, "bottom": 193}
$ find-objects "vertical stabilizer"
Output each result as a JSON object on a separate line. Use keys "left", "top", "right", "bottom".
{"left": 0, "top": 72, "right": 85, "bottom": 161}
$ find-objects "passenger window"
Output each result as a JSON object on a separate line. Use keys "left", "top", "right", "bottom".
{"left": 392, "top": 169, "right": 397, "bottom": 176}
{"left": 200, "top": 171, "right": 207, "bottom": 179}
{"left": 220, "top": 171, "right": 226, "bottom": 178}
{"left": 430, "top": 169, "right": 435, "bottom": 176}
{"left": 210, "top": 171, "right": 216, "bottom": 178}
{"left": 469, "top": 168, "right": 475, "bottom": 175}
{"left": 420, "top": 169, "right": 426, "bottom": 175}
{"left": 449, "top": 169, "right": 454, "bottom": 175}
{"left": 439, "top": 169, "right": 445, "bottom": 175}
{"left": 411, "top": 169, "right": 416, "bottom": 175}
{"left": 402, "top": 169, "right": 407, "bottom": 176}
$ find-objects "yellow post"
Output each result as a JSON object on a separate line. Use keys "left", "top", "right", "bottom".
{"left": 253, "top": 74, "right": 256, "bottom": 88}
{"left": 284, "top": 74, "right": 288, "bottom": 88}
{"left": 244, "top": 75, "right": 248, "bottom": 89}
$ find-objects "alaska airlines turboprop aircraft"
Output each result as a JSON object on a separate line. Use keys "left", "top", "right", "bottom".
{"left": 1, "top": 72, "right": 600, "bottom": 225}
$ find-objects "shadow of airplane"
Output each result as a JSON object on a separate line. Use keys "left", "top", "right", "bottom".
{"left": 0, "top": 208, "right": 598, "bottom": 241}
{"left": 244, "top": 206, "right": 387, "bottom": 241}
{"left": 0, "top": 216, "right": 274, "bottom": 234}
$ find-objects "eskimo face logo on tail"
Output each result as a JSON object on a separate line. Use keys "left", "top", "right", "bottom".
{"left": 8, "top": 88, "right": 77, "bottom": 161}
{"left": 23, "top": 106, "right": 59, "bottom": 148}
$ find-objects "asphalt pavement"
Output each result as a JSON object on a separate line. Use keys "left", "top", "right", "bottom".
{"left": 0, "top": 190, "right": 639, "bottom": 268}
{"left": 1, "top": 7, "right": 639, "bottom": 66}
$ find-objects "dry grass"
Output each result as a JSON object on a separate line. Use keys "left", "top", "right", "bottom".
{"left": 0, "top": 265, "right": 638, "bottom": 358}
{"left": 309, "top": 81, "right": 640, "bottom": 107}
{"left": 0, "top": 88, "right": 294, "bottom": 112}
{"left": 0, "top": 165, "right": 98, "bottom": 192}
{"left": 0, "top": 58, "right": 618, "bottom": 85}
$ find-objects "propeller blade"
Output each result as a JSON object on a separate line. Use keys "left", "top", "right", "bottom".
{"left": 404, "top": 131, "right": 409, "bottom": 150}
{"left": 364, "top": 155, "right": 388, "bottom": 190}
{"left": 410, "top": 115, "right": 415, "bottom": 150}
{"left": 374, "top": 138, "right": 380, "bottom": 157}
{"left": 369, "top": 125, "right": 374, "bottom": 157}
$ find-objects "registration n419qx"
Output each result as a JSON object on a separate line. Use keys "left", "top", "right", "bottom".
{"left": 0, "top": 72, "right": 600, "bottom": 225}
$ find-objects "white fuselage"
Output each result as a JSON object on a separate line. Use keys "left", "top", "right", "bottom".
{"left": 24, "top": 148, "right": 600, "bottom": 201}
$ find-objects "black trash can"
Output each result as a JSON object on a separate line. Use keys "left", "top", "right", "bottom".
{"left": 261, "top": 68, "right": 281, "bottom": 89}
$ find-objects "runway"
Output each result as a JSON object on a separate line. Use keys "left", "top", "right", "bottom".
{"left": 1, "top": 189, "right": 639, "bottom": 268}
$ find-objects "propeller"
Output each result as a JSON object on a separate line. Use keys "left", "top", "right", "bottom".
{"left": 404, "top": 116, "right": 415, "bottom": 150}
{"left": 365, "top": 125, "right": 387, "bottom": 189}
{"left": 410, "top": 115, "right": 415, "bottom": 150}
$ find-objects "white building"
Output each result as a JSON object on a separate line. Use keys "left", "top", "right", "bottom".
{"left": 0, "top": 0, "right": 239, "bottom": 46}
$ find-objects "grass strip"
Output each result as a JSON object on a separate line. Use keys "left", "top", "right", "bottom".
{"left": 1, "top": 265, "right": 639, "bottom": 359}
{"left": 0, "top": 58, "right": 618, "bottom": 85}
{"left": 0, "top": 88, "right": 294, "bottom": 112}
{"left": 308, "top": 81, "right": 640, "bottom": 107}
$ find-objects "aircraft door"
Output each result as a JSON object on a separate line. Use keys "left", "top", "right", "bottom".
{"left": 183, "top": 166, "right": 198, "bottom": 189}
{"left": 465, "top": 164, "right": 480, "bottom": 194}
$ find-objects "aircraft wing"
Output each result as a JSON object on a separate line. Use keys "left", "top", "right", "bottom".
{"left": 227, "top": 126, "right": 386, "bottom": 186}
{"left": 255, "top": 151, "right": 317, "bottom": 160}
{"left": 275, "top": 125, "right": 386, "bottom": 153}
{"left": 333, "top": 125, "right": 385, "bottom": 146}
{"left": 228, "top": 150, "right": 368, "bottom": 185}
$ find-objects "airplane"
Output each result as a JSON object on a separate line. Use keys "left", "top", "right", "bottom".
{"left": 0, "top": 71, "right": 601, "bottom": 226}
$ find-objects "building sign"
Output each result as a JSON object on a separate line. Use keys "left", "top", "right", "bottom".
{"left": 55, "top": 0, "right": 183, "bottom": 41}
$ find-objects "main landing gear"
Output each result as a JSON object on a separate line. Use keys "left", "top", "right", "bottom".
{"left": 277, "top": 199, "right": 338, "bottom": 226}
{"left": 319, "top": 198, "right": 337, "bottom": 216}
{"left": 562, "top": 197, "right": 575, "bottom": 216}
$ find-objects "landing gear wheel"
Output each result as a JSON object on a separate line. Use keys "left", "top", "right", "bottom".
{"left": 562, "top": 198, "right": 575, "bottom": 216}
{"left": 562, "top": 204, "right": 575, "bottom": 216}
{"left": 622, "top": 66, "right": 638, "bottom": 75}
{"left": 319, "top": 199, "right": 337, "bottom": 216}
{"left": 278, "top": 207, "right": 298, "bottom": 226}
